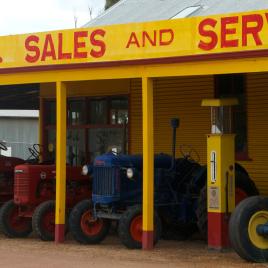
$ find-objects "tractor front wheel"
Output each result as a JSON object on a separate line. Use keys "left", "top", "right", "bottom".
{"left": 0, "top": 200, "right": 32, "bottom": 238}
{"left": 118, "top": 205, "right": 162, "bottom": 249}
{"left": 69, "top": 199, "right": 110, "bottom": 244}
{"left": 229, "top": 196, "right": 268, "bottom": 262}
{"left": 32, "top": 200, "right": 56, "bottom": 241}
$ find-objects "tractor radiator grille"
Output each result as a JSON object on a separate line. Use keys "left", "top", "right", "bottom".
{"left": 14, "top": 176, "right": 29, "bottom": 197}
{"left": 93, "top": 167, "right": 120, "bottom": 196}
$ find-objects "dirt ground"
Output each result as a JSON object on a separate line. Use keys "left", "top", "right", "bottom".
{"left": 0, "top": 234, "right": 266, "bottom": 268}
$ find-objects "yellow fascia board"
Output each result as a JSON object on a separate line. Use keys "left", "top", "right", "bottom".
{"left": 201, "top": 98, "right": 238, "bottom": 107}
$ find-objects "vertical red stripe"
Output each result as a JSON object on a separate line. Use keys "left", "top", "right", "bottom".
{"left": 142, "top": 231, "right": 154, "bottom": 250}
{"left": 208, "top": 212, "right": 230, "bottom": 249}
{"left": 55, "top": 224, "right": 65, "bottom": 243}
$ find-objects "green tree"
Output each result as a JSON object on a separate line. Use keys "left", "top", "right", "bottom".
{"left": 105, "top": 0, "right": 120, "bottom": 10}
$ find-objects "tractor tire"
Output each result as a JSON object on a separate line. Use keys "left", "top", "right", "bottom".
{"left": 32, "top": 200, "right": 56, "bottom": 241}
{"left": 196, "top": 186, "right": 207, "bottom": 238}
{"left": 0, "top": 200, "right": 32, "bottom": 238}
{"left": 196, "top": 170, "right": 258, "bottom": 239}
{"left": 118, "top": 205, "right": 162, "bottom": 249}
{"left": 229, "top": 196, "right": 268, "bottom": 262}
{"left": 69, "top": 199, "right": 110, "bottom": 244}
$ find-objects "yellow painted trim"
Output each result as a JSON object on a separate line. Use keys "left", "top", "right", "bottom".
{"left": 1, "top": 57, "right": 268, "bottom": 86}
{"left": 142, "top": 77, "right": 154, "bottom": 232}
{"left": 55, "top": 81, "right": 67, "bottom": 225}
{"left": 201, "top": 98, "right": 238, "bottom": 107}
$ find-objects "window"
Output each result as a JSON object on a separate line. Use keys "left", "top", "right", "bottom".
{"left": 215, "top": 74, "right": 248, "bottom": 159}
{"left": 88, "top": 128, "right": 126, "bottom": 160}
{"left": 89, "top": 99, "right": 107, "bottom": 124}
{"left": 67, "top": 129, "right": 86, "bottom": 166}
{"left": 44, "top": 100, "right": 56, "bottom": 125}
{"left": 110, "top": 98, "right": 128, "bottom": 124}
{"left": 44, "top": 96, "right": 128, "bottom": 165}
{"left": 88, "top": 97, "right": 128, "bottom": 159}
{"left": 68, "top": 100, "right": 86, "bottom": 125}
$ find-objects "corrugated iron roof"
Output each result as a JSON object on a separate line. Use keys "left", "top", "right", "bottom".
{"left": 193, "top": 0, "right": 268, "bottom": 17}
{"left": 84, "top": 0, "right": 268, "bottom": 27}
{"left": 84, "top": 0, "right": 199, "bottom": 26}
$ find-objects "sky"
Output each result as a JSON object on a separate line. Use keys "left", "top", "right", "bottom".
{"left": 0, "top": 0, "right": 106, "bottom": 36}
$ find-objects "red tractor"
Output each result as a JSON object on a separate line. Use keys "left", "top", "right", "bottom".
{"left": 0, "top": 142, "right": 34, "bottom": 206}
{"left": 0, "top": 146, "right": 91, "bottom": 241}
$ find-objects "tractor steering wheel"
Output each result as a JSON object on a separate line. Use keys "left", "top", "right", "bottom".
{"left": 28, "top": 144, "right": 42, "bottom": 160}
{"left": 179, "top": 144, "right": 200, "bottom": 163}
{"left": 0, "top": 142, "right": 7, "bottom": 151}
{"left": 33, "top": 144, "right": 42, "bottom": 156}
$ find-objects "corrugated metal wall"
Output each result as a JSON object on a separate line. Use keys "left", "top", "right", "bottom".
{"left": 129, "top": 74, "right": 268, "bottom": 195}
{"left": 40, "top": 73, "right": 268, "bottom": 194}
{"left": 0, "top": 118, "right": 38, "bottom": 159}
{"left": 242, "top": 73, "right": 268, "bottom": 195}
{"left": 129, "top": 76, "right": 214, "bottom": 163}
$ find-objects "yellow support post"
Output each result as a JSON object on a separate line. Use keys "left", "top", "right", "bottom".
{"left": 55, "top": 81, "right": 67, "bottom": 243}
{"left": 142, "top": 77, "right": 154, "bottom": 250}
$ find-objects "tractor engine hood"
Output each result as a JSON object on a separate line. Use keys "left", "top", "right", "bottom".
{"left": 94, "top": 152, "right": 172, "bottom": 169}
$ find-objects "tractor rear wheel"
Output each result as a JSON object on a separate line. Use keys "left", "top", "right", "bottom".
{"left": 161, "top": 222, "right": 197, "bottom": 240}
{"left": 196, "top": 169, "right": 259, "bottom": 238}
{"left": 69, "top": 199, "right": 110, "bottom": 244}
{"left": 32, "top": 200, "right": 56, "bottom": 241}
{"left": 0, "top": 200, "right": 32, "bottom": 238}
{"left": 229, "top": 196, "right": 268, "bottom": 262}
{"left": 118, "top": 205, "right": 162, "bottom": 249}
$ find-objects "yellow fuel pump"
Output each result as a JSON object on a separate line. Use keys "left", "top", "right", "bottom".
{"left": 202, "top": 98, "right": 238, "bottom": 250}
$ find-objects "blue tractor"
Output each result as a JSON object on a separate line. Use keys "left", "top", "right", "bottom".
{"left": 69, "top": 119, "right": 258, "bottom": 249}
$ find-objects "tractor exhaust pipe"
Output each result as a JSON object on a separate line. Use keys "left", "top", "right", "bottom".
{"left": 170, "top": 118, "right": 180, "bottom": 170}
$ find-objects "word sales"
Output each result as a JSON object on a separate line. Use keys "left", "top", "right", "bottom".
{"left": 24, "top": 30, "right": 106, "bottom": 63}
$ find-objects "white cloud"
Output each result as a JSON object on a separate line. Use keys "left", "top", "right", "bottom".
{"left": 0, "top": 0, "right": 105, "bottom": 36}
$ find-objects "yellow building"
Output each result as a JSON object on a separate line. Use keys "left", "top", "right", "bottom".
{"left": 40, "top": 72, "right": 268, "bottom": 194}
{"left": 0, "top": 9, "right": 268, "bottom": 249}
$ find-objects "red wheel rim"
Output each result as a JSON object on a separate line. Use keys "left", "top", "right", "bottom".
{"left": 9, "top": 206, "right": 31, "bottom": 232}
{"left": 41, "top": 210, "right": 55, "bottom": 235}
{"left": 235, "top": 188, "right": 248, "bottom": 204}
{"left": 80, "top": 211, "right": 104, "bottom": 236}
{"left": 130, "top": 215, "right": 142, "bottom": 242}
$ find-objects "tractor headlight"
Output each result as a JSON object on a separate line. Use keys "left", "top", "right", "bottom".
{"left": 126, "top": 168, "right": 134, "bottom": 179}
{"left": 82, "top": 165, "right": 89, "bottom": 175}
